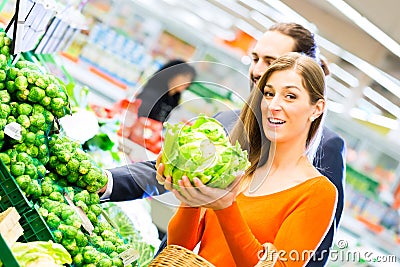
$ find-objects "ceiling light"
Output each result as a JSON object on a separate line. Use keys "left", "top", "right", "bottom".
{"left": 326, "top": 87, "right": 346, "bottom": 103}
{"left": 363, "top": 86, "right": 400, "bottom": 118}
{"left": 368, "top": 114, "right": 398, "bottom": 130}
{"left": 325, "top": 0, "right": 400, "bottom": 58}
{"left": 235, "top": 19, "right": 263, "bottom": 39}
{"left": 350, "top": 107, "right": 398, "bottom": 129}
{"left": 357, "top": 98, "right": 382, "bottom": 115}
{"left": 316, "top": 35, "right": 400, "bottom": 99}
{"left": 349, "top": 107, "right": 368, "bottom": 121}
{"left": 249, "top": 10, "right": 274, "bottom": 29}
{"left": 208, "top": 25, "right": 236, "bottom": 41}
{"left": 326, "top": 77, "right": 352, "bottom": 97}
{"left": 187, "top": 0, "right": 234, "bottom": 28}
{"left": 215, "top": 0, "right": 250, "bottom": 17}
{"left": 261, "top": 0, "right": 317, "bottom": 32}
{"left": 329, "top": 63, "right": 359, "bottom": 87}
{"left": 326, "top": 100, "right": 345, "bottom": 113}
{"left": 239, "top": 0, "right": 282, "bottom": 22}
{"left": 178, "top": 9, "right": 204, "bottom": 30}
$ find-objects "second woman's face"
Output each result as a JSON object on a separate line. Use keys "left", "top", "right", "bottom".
{"left": 260, "top": 69, "right": 317, "bottom": 144}
{"left": 168, "top": 73, "right": 193, "bottom": 95}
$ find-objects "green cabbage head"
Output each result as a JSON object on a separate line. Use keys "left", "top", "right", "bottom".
{"left": 161, "top": 115, "right": 250, "bottom": 189}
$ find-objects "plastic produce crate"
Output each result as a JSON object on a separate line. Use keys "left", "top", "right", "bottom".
{"left": 0, "top": 234, "right": 20, "bottom": 267}
{"left": 0, "top": 208, "right": 23, "bottom": 267}
{"left": 18, "top": 205, "right": 53, "bottom": 243}
{"left": 0, "top": 159, "right": 53, "bottom": 243}
{"left": 0, "top": 160, "right": 33, "bottom": 214}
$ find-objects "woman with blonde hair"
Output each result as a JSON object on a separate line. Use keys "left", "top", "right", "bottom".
{"left": 167, "top": 52, "right": 337, "bottom": 267}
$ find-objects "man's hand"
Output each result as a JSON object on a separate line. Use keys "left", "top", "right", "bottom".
{"left": 97, "top": 170, "right": 109, "bottom": 195}
{"left": 155, "top": 152, "right": 173, "bottom": 191}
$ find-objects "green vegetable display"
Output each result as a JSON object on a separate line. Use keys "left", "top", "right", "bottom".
{"left": 102, "top": 203, "right": 155, "bottom": 267}
{"left": 0, "top": 29, "right": 142, "bottom": 266}
{"left": 162, "top": 114, "right": 250, "bottom": 189}
{"left": 47, "top": 134, "right": 108, "bottom": 192}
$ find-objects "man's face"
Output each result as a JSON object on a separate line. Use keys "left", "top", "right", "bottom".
{"left": 249, "top": 31, "right": 295, "bottom": 86}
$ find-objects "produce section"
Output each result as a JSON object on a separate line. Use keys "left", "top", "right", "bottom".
{"left": 0, "top": 9, "right": 156, "bottom": 264}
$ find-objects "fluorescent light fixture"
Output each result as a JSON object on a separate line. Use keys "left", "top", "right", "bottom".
{"left": 235, "top": 19, "right": 263, "bottom": 39}
{"left": 261, "top": 0, "right": 317, "bottom": 32}
{"left": 350, "top": 107, "right": 398, "bottom": 129}
{"left": 329, "top": 63, "right": 359, "bottom": 87}
{"left": 326, "top": 86, "right": 346, "bottom": 103}
{"left": 357, "top": 98, "right": 382, "bottom": 115}
{"left": 316, "top": 35, "right": 400, "bottom": 98}
{"left": 326, "top": 77, "right": 352, "bottom": 97}
{"left": 325, "top": 0, "right": 400, "bottom": 58}
{"left": 178, "top": 9, "right": 205, "bottom": 30}
{"left": 349, "top": 107, "right": 368, "bottom": 121}
{"left": 366, "top": 113, "right": 398, "bottom": 130}
{"left": 326, "top": 100, "right": 345, "bottom": 113}
{"left": 187, "top": 0, "right": 235, "bottom": 28}
{"left": 239, "top": 0, "right": 282, "bottom": 22}
{"left": 215, "top": 0, "right": 250, "bottom": 17}
{"left": 249, "top": 10, "right": 274, "bottom": 29}
{"left": 363, "top": 86, "right": 400, "bottom": 118}
{"left": 161, "top": 0, "right": 177, "bottom": 5}
{"left": 208, "top": 25, "right": 236, "bottom": 41}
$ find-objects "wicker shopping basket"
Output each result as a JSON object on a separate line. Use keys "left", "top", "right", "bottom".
{"left": 149, "top": 245, "right": 215, "bottom": 267}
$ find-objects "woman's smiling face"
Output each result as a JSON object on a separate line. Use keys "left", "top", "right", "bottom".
{"left": 261, "top": 69, "right": 318, "bottom": 144}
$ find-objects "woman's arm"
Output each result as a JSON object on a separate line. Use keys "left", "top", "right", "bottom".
{"left": 215, "top": 180, "right": 337, "bottom": 267}
{"left": 167, "top": 206, "right": 205, "bottom": 250}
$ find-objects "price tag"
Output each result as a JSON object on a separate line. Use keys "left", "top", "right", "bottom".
{"left": 119, "top": 247, "right": 140, "bottom": 266}
{"left": 4, "top": 122, "right": 22, "bottom": 141}
{"left": 64, "top": 192, "right": 94, "bottom": 235}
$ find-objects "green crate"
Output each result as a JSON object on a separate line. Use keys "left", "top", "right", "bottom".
{"left": 0, "top": 234, "right": 20, "bottom": 267}
{"left": 0, "top": 160, "right": 33, "bottom": 214}
{"left": 18, "top": 206, "right": 53, "bottom": 243}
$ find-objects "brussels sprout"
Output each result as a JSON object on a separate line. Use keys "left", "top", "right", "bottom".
{"left": 0, "top": 103, "right": 10, "bottom": 118}
{"left": 0, "top": 70, "right": 6, "bottom": 82}
{"left": 10, "top": 161, "right": 25, "bottom": 176}
{"left": 0, "top": 90, "right": 10, "bottom": 103}
{"left": 17, "top": 103, "right": 33, "bottom": 116}
{"left": 14, "top": 75, "right": 28, "bottom": 90}
{"left": 28, "top": 86, "right": 45, "bottom": 102}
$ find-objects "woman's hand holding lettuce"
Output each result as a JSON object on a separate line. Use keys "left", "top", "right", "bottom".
{"left": 161, "top": 115, "right": 250, "bottom": 190}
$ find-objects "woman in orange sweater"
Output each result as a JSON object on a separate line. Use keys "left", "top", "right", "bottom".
{"left": 166, "top": 52, "right": 337, "bottom": 267}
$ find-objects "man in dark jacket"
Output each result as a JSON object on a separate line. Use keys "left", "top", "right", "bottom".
{"left": 100, "top": 22, "right": 346, "bottom": 267}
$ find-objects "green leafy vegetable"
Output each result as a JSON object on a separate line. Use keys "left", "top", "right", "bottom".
{"left": 10, "top": 240, "right": 72, "bottom": 267}
{"left": 162, "top": 114, "right": 250, "bottom": 189}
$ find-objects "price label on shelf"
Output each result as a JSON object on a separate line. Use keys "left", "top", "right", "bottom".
{"left": 4, "top": 122, "right": 22, "bottom": 141}
{"left": 119, "top": 248, "right": 140, "bottom": 266}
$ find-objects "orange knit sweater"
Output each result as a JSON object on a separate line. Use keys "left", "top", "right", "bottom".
{"left": 167, "top": 176, "right": 337, "bottom": 267}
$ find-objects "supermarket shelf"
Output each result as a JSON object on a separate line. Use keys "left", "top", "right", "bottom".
{"left": 339, "top": 212, "right": 400, "bottom": 260}
{"left": 59, "top": 55, "right": 128, "bottom": 104}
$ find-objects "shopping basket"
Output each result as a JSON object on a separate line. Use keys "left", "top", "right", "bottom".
{"left": 149, "top": 244, "right": 215, "bottom": 267}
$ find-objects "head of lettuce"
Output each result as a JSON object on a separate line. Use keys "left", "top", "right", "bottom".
{"left": 161, "top": 115, "right": 250, "bottom": 189}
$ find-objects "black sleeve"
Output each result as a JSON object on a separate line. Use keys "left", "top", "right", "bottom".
{"left": 307, "top": 128, "right": 346, "bottom": 267}
{"left": 213, "top": 109, "right": 241, "bottom": 133}
{"left": 107, "top": 160, "right": 167, "bottom": 202}
{"left": 314, "top": 129, "right": 346, "bottom": 225}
